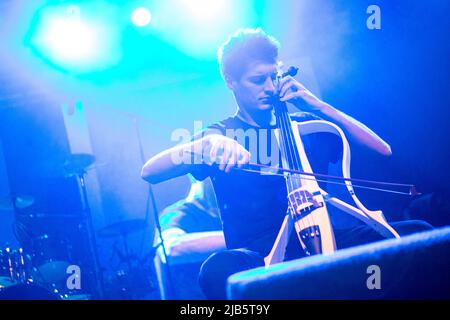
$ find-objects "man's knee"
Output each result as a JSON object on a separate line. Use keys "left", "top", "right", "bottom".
{"left": 392, "top": 219, "right": 434, "bottom": 236}
{"left": 198, "top": 249, "right": 264, "bottom": 299}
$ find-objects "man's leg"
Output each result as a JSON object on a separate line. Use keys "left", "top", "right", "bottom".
{"left": 198, "top": 248, "right": 265, "bottom": 299}
{"left": 335, "top": 219, "right": 433, "bottom": 249}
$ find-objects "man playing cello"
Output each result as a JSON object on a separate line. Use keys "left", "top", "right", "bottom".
{"left": 141, "top": 28, "right": 432, "bottom": 299}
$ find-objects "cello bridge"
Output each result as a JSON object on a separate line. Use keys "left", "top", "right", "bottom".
{"left": 287, "top": 188, "right": 323, "bottom": 220}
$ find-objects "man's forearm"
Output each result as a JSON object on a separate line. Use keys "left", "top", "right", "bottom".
{"left": 141, "top": 140, "right": 200, "bottom": 184}
{"left": 315, "top": 102, "right": 392, "bottom": 156}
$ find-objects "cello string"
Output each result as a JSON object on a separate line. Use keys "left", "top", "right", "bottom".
{"left": 274, "top": 74, "right": 309, "bottom": 233}
{"left": 279, "top": 108, "right": 314, "bottom": 230}
{"left": 275, "top": 92, "right": 314, "bottom": 232}
{"left": 276, "top": 104, "right": 307, "bottom": 232}
{"left": 273, "top": 74, "right": 303, "bottom": 231}
{"left": 278, "top": 99, "right": 309, "bottom": 231}
{"left": 278, "top": 102, "right": 315, "bottom": 227}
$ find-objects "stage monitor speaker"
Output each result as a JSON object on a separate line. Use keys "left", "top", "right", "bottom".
{"left": 228, "top": 227, "right": 450, "bottom": 299}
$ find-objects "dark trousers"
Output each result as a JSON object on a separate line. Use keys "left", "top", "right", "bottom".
{"left": 198, "top": 220, "right": 433, "bottom": 299}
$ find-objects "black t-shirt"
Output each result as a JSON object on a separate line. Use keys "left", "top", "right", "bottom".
{"left": 190, "top": 112, "right": 341, "bottom": 256}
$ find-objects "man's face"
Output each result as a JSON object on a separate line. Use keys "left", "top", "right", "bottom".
{"left": 228, "top": 61, "right": 278, "bottom": 113}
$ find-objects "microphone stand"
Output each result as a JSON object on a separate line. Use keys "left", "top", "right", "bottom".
{"left": 131, "top": 115, "right": 174, "bottom": 299}
{"left": 77, "top": 168, "right": 105, "bottom": 299}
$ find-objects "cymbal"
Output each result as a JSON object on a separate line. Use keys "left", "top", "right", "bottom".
{"left": 0, "top": 196, "right": 34, "bottom": 211}
{"left": 63, "top": 153, "right": 96, "bottom": 176}
{"left": 98, "top": 219, "right": 147, "bottom": 238}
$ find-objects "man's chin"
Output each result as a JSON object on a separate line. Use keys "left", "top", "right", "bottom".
{"left": 258, "top": 103, "right": 273, "bottom": 110}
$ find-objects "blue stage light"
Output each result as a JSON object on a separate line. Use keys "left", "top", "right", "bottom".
{"left": 131, "top": 7, "right": 152, "bottom": 27}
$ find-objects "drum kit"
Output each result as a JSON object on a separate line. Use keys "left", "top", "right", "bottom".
{"left": 0, "top": 153, "right": 152, "bottom": 299}
{"left": 0, "top": 176, "right": 86, "bottom": 299}
{"left": 0, "top": 196, "right": 64, "bottom": 299}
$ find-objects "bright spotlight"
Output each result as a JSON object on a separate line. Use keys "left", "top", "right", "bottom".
{"left": 45, "top": 18, "right": 97, "bottom": 61}
{"left": 131, "top": 7, "right": 152, "bottom": 27}
{"left": 152, "top": 0, "right": 255, "bottom": 57}
{"left": 26, "top": 2, "right": 121, "bottom": 73}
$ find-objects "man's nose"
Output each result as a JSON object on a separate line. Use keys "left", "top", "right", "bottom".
{"left": 263, "top": 77, "right": 276, "bottom": 94}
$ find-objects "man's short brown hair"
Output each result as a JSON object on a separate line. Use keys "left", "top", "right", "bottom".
{"left": 218, "top": 28, "right": 280, "bottom": 81}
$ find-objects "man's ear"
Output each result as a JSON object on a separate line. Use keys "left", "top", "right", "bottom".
{"left": 224, "top": 74, "right": 236, "bottom": 90}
